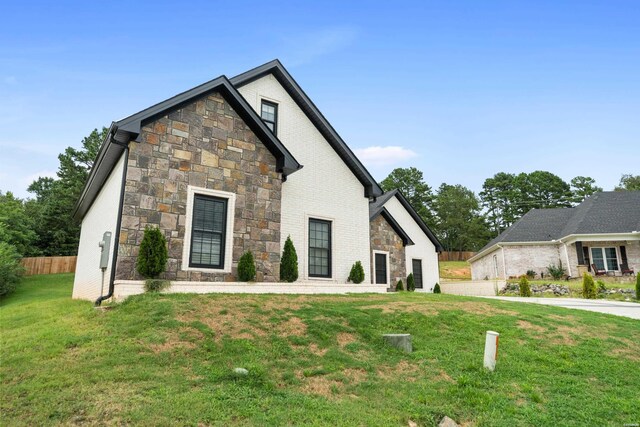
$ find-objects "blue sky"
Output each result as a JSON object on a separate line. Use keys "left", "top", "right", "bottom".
{"left": 1, "top": 0, "right": 638, "bottom": 198}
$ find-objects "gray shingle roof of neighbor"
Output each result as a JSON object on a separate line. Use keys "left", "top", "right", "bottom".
{"left": 369, "top": 190, "right": 444, "bottom": 252}
{"left": 477, "top": 191, "right": 640, "bottom": 254}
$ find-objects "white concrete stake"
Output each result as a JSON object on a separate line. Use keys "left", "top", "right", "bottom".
{"left": 483, "top": 331, "right": 500, "bottom": 371}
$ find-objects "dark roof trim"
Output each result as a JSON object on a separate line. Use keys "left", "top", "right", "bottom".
{"left": 230, "top": 59, "right": 383, "bottom": 198}
{"left": 73, "top": 75, "right": 303, "bottom": 221}
{"left": 372, "top": 208, "right": 414, "bottom": 246}
{"left": 392, "top": 190, "right": 444, "bottom": 252}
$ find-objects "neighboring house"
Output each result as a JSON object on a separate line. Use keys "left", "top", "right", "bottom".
{"left": 469, "top": 191, "right": 640, "bottom": 280}
{"left": 72, "top": 60, "right": 442, "bottom": 302}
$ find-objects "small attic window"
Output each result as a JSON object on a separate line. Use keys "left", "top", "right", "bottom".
{"left": 261, "top": 100, "right": 278, "bottom": 135}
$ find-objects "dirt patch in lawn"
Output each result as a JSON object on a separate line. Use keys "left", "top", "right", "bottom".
{"left": 517, "top": 320, "right": 546, "bottom": 333}
{"left": 337, "top": 332, "right": 357, "bottom": 347}
{"left": 278, "top": 317, "right": 307, "bottom": 337}
{"left": 360, "top": 300, "right": 516, "bottom": 317}
{"left": 377, "top": 360, "right": 421, "bottom": 382}
{"left": 148, "top": 327, "right": 201, "bottom": 353}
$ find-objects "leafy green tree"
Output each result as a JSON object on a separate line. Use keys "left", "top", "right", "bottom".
{"left": 570, "top": 176, "right": 603, "bottom": 203}
{"left": 434, "top": 184, "right": 490, "bottom": 252}
{"left": 26, "top": 127, "right": 107, "bottom": 255}
{"left": 0, "top": 192, "right": 38, "bottom": 256}
{"left": 479, "top": 172, "right": 518, "bottom": 234}
{"left": 0, "top": 242, "right": 24, "bottom": 297}
{"left": 380, "top": 167, "right": 435, "bottom": 228}
{"left": 280, "top": 236, "right": 298, "bottom": 282}
{"left": 615, "top": 174, "right": 640, "bottom": 191}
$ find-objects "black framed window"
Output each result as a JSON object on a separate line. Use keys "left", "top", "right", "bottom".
{"left": 261, "top": 100, "right": 278, "bottom": 135}
{"left": 412, "top": 259, "right": 423, "bottom": 289}
{"left": 189, "top": 195, "right": 227, "bottom": 269}
{"left": 375, "top": 253, "right": 388, "bottom": 284}
{"left": 309, "top": 219, "right": 331, "bottom": 278}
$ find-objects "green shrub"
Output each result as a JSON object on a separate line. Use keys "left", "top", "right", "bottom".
{"left": 407, "top": 273, "right": 415, "bottom": 292}
{"left": 144, "top": 279, "right": 170, "bottom": 293}
{"left": 582, "top": 273, "right": 596, "bottom": 299}
{"left": 433, "top": 282, "right": 441, "bottom": 294}
{"left": 546, "top": 262, "right": 566, "bottom": 280}
{"left": 636, "top": 273, "right": 639, "bottom": 300}
{"left": 136, "top": 226, "right": 168, "bottom": 279}
{"left": 348, "top": 261, "right": 365, "bottom": 284}
{"left": 518, "top": 275, "right": 532, "bottom": 297}
{"left": 280, "top": 236, "right": 298, "bottom": 282}
{"left": 526, "top": 269, "right": 536, "bottom": 279}
{"left": 238, "top": 251, "right": 256, "bottom": 282}
{"left": 0, "top": 242, "right": 24, "bottom": 297}
{"left": 596, "top": 279, "right": 606, "bottom": 293}
{"left": 395, "top": 280, "right": 404, "bottom": 291}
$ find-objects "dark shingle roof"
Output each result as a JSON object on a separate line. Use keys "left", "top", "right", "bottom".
{"left": 477, "top": 191, "right": 640, "bottom": 254}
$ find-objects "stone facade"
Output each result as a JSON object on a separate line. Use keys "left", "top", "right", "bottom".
{"left": 115, "top": 92, "right": 282, "bottom": 282}
{"left": 370, "top": 215, "right": 406, "bottom": 289}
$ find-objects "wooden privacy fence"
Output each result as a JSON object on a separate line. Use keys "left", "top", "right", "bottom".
{"left": 438, "top": 251, "right": 477, "bottom": 262}
{"left": 20, "top": 256, "right": 77, "bottom": 276}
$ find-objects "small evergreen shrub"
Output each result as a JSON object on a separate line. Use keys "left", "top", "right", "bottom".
{"left": 547, "top": 262, "right": 566, "bottom": 280}
{"left": 596, "top": 279, "right": 606, "bottom": 293}
{"left": 0, "top": 242, "right": 24, "bottom": 298}
{"left": 144, "top": 279, "right": 170, "bottom": 293}
{"left": 238, "top": 251, "right": 256, "bottom": 282}
{"left": 518, "top": 275, "right": 532, "bottom": 297}
{"left": 433, "top": 282, "right": 441, "bottom": 294}
{"left": 136, "top": 226, "right": 168, "bottom": 279}
{"left": 582, "top": 273, "right": 596, "bottom": 299}
{"left": 348, "top": 261, "right": 365, "bottom": 284}
{"left": 526, "top": 270, "right": 536, "bottom": 279}
{"left": 395, "top": 280, "right": 404, "bottom": 291}
{"left": 636, "top": 273, "right": 639, "bottom": 300}
{"left": 407, "top": 273, "right": 415, "bottom": 292}
{"left": 280, "top": 236, "right": 298, "bottom": 282}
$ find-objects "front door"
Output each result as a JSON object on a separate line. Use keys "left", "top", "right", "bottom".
{"left": 412, "top": 259, "right": 423, "bottom": 289}
{"left": 374, "top": 253, "right": 388, "bottom": 284}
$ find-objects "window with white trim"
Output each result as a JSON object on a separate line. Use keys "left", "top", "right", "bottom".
{"left": 590, "top": 247, "right": 619, "bottom": 271}
{"left": 182, "top": 186, "right": 235, "bottom": 273}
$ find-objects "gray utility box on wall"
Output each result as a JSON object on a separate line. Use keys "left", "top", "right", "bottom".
{"left": 98, "top": 231, "right": 112, "bottom": 270}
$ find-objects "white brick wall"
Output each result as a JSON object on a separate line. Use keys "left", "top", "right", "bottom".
{"left": 238, "top": 74, "right": 372, "bottom": 283}
{"left": 471, "top": 248, "right": 503, "bottom": 280}
{"left": 382, "top": 196, "right": 440, "bottom": 291}
{"left": 73, "top": 153, "right": 125, "bottom": 300}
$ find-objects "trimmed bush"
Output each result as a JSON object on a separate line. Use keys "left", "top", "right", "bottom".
{"left": 407, "top": 273, "right": 415, "bottom": 292}
{"left": 136, "top": 226, "right": 168, "bottom": 279}
{"left": 348, "top": 261, "right": 365, "bottom": 284}
{"left": 582, "top": 273, "right": 596, "bottom": 299}
{"left": 433, "top": 282, "right": 441, "bottom": 294}
{"left": 547, "top": 262, "right": 566, "bottom": 280}
{"left": 144, "top": 279, "right": 170, "bottom": 293}
{"left": 280, "top": 236, "right": 298, "bottom": 282}
{"left": 0, "top": 242, "right": 24, "bottom": 297}
{"left": 636, "top": 273, "right": 639, "bottom": 300}
{"left": 526, "top": 270, "right": 536, "bottom": 279}
{"left": 395, "top": 280, "right": 404, "bottom": 291}
{"left": 238, "top": 251, "right": 256, "bottom": 282}
{"left": 518, "top": 275, "right": 532, "bottom": 297}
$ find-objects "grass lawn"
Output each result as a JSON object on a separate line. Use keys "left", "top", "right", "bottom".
{"left": 439, "top": 261, "right": 471, "bottom": 280}
{"left": 1, "top": 274, "right": 639, "bottom": 426}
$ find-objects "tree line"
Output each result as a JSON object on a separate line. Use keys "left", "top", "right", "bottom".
{"left": 1, "top": 127, "right": 639, "bottom": 257}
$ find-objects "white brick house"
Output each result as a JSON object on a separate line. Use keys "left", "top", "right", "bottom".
{"left": 72, "top": 60, "right": 442, "bottom": 302}
{"left": 469, "top": 192, "right": 640, "bottom": 280}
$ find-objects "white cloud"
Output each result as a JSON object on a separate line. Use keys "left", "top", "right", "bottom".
{"left": 353, "top": 146, "right": 417, "bottom": 166}
{"left": 282, "top": 26, "right": 359, "bottom": 66}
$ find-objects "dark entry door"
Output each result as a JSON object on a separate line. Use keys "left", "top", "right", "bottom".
{"left": 375, "top": 253, "right": 387, "bottom": 284}
{"left": 412, "top": 259, "right": 423, "bottom": 289}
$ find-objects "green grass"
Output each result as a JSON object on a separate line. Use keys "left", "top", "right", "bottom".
{"left": 439, "top": 261, "right": 471, "bottom": 280}
{"left": 506, "top": 278, "right": 638, "bottom": 301}
{"left": 2, "top": 274, "right": 639, "bottom": 426}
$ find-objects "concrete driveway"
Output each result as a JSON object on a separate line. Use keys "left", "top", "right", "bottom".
{"left": 482, "top": 297, "right": 640, "bottom": 320}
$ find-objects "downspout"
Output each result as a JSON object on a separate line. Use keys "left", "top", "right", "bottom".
{"left": 95, "top": 141, "right": 130, "bottom": 306}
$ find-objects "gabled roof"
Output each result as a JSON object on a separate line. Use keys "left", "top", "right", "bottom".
{"left": 74, "top": 75, "right": 302, "bottom": 221}
{"left": 471, "top": 191, "right": 640, "bottom": 261}
{"left": 230, "top": 59, "right": 384, "bottom": 198}
{"left": 370, "top": 206, "right": 414, "bottom": 246}
{"left": 370, "top": 190, "right": 443, "bottom": 252}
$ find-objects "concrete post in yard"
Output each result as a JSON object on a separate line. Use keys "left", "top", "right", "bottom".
{"left": 484, "top": 331, "right": 499, "bottom": 371}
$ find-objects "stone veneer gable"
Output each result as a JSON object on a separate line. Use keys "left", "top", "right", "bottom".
{"left": 116, "top": 92, "right": 282, "bottom": 282}
{"left": 370, "top": 215, "right": 406, "bottom": 288}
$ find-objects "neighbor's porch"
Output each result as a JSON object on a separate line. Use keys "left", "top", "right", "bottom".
{"left": 569, "top": 239, "right": 639, "bottom": 277}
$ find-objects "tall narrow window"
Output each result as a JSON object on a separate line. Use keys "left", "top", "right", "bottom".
{"left": 375, "top": 253, "right": 388, "bottom": 284}
{"left": 412, "top": 259, "right": 423, "bottom": 289}
{"left": 261, "top": 100, "right": 278, "bottom": 135}
{"left": 309, "top": 219, "right": 331, "bottom": 278}
{"left": 189, "top": 195, "right": 227, "bottom": 269}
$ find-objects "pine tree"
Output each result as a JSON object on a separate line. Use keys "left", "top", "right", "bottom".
{"left": 136, "top": 226, "right": 168, "bottom": 279}
{"left": 280, "top": 236, "right": 298, "bottom": 282}
{"left": 237, "top": 251, "right": 256, "bottom": 282}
